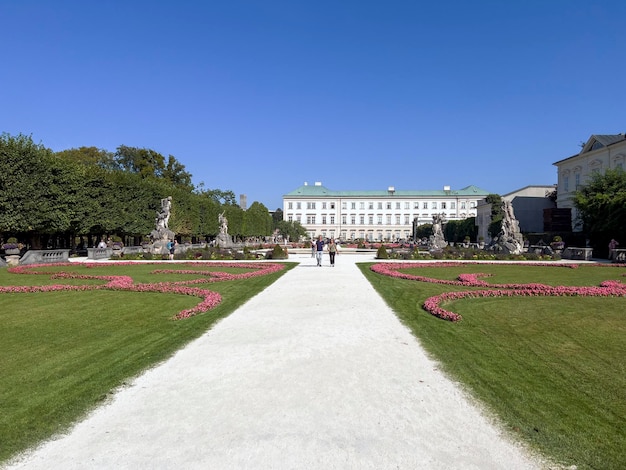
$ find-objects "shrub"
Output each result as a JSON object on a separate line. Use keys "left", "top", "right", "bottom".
{"left": 267, "top": 244, "right": 288, "bottom": 259}
{"left": 376, "top": 244, "right": 389, "bottom": 259}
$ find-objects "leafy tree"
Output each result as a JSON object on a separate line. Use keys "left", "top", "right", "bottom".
{"left": 572, "top": 168, "right": 626, "bottom": 254}
{"left": 272, "top": 208, "right": 284, "bottom": 228}
{"left": 414, "top": 223, "right": 432, "bottom": 241}
{"left": 244, "top": 202, "right": 272, "bottom": 237}
{"left": 445, "top": 217, "right": 477, "bottom": 243}
{"left": 0, "top": 133, "right": 83, "bottom": 247}
{"left": 114, "top": 145, "right": 166, "bottom": 179}
{"left": 55, "top": 146, "right": 116, "bottom": 170}
{"left": 276, "top": 220, "right": 306, "bottom": 242}
{"left": 163, "top": 155, "right": 193, "bottom": 190}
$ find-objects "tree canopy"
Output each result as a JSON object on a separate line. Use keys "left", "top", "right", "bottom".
{"left": 572, "top": 168, "right": 626, "bottom": 252}
{"left": 0, "top": 133, "right": 273, "bottom": 247}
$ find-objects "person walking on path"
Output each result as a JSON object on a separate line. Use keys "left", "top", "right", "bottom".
{"left": 327, "top": 238, "right": 338, "bottom": 267}
{"left": 315, "top": 235, "right": 325, "bottom": 266}
{"left": 311, "top": 239, "right": 315, "bottom": 258}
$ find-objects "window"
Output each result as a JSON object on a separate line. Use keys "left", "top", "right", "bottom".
{"left": 396, "top": 202, "right": 401, "bottom": 209}
{"left": 288, "top": 215, "right": 293, "bottom": 222}
{"left": 405, "top": 202, "right": 410, "bottom": 209}
{"left": 378, "top": 202, "right": 383, "bottom": 210}
{"left": 322, "top": 202, "right": 327, "bottom": 209}
{"left": 404, "top": 215, "right": 410, "bottom": 225}
{"left": 360, "top": 202, "right": 365, "bottom": 209}
{"left": 470, "top": 202, "right": 476, "bottom": 209}
{"left": 351, "top": 202, "right": 356, "bottom": 209}
{"left": 342, "top": 215, "right": 346, "bottom": 224}
{"left": 369, "top": 216, "right": 374, "bottom": 225}
{"left": 306, "top": 215, "right": 316, "bottom": 224}
{"left": 330, "top": 202, "right": 335, "bottom": 209}
{"left": 369, "top": 202, "right": 374, "bottom": 210}
{"left": 360, "top": 215, "right": 365, "bottom": 224}
{"left": 564, "top": 176, "right": 569, "bottom": 192}
{"left": 307, "top": 202, "right": 315, "bottom": 210}
{"left": 460, "top": 202, "right": 466, "bottom": 209}
{"left": 330, "top": 216, "right": 335, "bottom": 224}
{"left": 322, "top": 215, "right": 326, "bottom": 224}
{"left": 342, "top": 202, "right": 347, "bottom": 210}
{"left": 423, "top": 202, "right": 428, "bottom": 209}
{"left": 378, "top": 215, "right": 383, "bottom": 225}
{"left": 386, "top": 202, "right": 392, "bottom": 210}
{"left": 441, "top": 202, "right": 446, "bottom": 209}
{"left": 431, "top": 202, "right": 437, "bottom": 209}
{"left": 288, "top": 202, "right": 293, "bottom": 209}
{"left": 450, "top": 202, "right": 456, "bottom": 209}
{"left": 296, "top": 202, "right": 301, "bottom": 209}
{"left": 386, "top": 215, "right": 392, "bottom": 225}
{"left": 395, "top": 215, "right": 400, "bottom": 225}
{"left": 351, "top": 216, "right": 356, "bottom": 225}
{"left": 575, "top": 173, "right": 580, "bottom": 189}
{"left": 414, "top": 202, "right": 420, "bottom": 209}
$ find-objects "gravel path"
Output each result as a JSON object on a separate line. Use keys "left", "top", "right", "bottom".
{"left": 4, "top": 254, "right": 542, "bottom": 469}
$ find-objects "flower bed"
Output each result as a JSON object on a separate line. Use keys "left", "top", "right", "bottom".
{"left": 371, "top": 262, "right": 626, "bottom": 322}
{"left": 4, "top": 262, "right": 285, "bottom": 320}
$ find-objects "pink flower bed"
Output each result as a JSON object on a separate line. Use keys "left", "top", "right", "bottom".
{"left": 3, "top": 262, "right": 285, "bottom": 320}
{"left": 371, "top": 262, "right": 626, "bottom": 322}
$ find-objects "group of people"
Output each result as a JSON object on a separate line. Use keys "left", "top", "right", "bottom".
{"left": 312, "top": 235, "right": 339, "bottom": 267}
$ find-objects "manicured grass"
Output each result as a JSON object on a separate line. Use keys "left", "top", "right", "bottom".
{"left": 0, "top": 262, "right": 294, "bottom": 463}
{"left": 360, "top": 262, "right": 626, "bottom": 470}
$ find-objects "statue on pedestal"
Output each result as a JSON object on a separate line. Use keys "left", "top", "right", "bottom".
{"left": 149, "top": 196, "right": 175, "bottom": 253}
{"left": 428, "top": 213, "right": 448, "bottom": 250}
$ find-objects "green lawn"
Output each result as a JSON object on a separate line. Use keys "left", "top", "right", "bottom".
{"left": 360, "top": 262, "right": 626, "bottom": 470}
{"left": 0, "top": 261, "right": 294, "bottom": 463}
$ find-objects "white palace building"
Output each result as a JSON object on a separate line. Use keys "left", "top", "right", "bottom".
{"left": 283, "top": 182, "right": 490, "bottom": 241}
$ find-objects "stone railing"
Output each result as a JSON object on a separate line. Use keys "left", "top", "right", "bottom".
{"left": 87, "top": 248, "right": 112, "bottom": 260}
{"left": 562, "top": 247, "right": 593, "bottom": 261}
{"left": 19, "top": 249, "right": 71, "bottom": 266}
{"left": 611, "top": 249, "right": 626, "bottom": 263}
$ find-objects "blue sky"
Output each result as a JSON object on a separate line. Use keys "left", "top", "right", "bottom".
{"left": 2, "top": 1, "right": 625, "bottom": 210}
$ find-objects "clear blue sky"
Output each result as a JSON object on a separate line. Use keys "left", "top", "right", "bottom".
{"left": 2, "top": 1, "right": 625, "bottom": 210}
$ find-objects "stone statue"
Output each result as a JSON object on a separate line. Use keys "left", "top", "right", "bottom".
{"left": 149, "top": 196, "right": 175, "bottom": 253}
{"left": 428, "top": 213, "right": 448, "bottom": 250}
{"left": 216, "top": 211, "right": 233, "bottom": 248}
{"left": 219, "top": 211, "right": 228, "bottom": 235}
{"left": 489, "top": 200, "right": 523, "bottom": 254}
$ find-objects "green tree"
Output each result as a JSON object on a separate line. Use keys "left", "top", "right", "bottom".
{"left": 0, "top": 133, "right": 83, "bottom": 247}
{"left": 272, "top": 208, "right": 284, "bottom": 229}
{"left": 114, "top": 145, "right": 166, "bottom": 179}
{"left": 243, "top": 202, "right": 272, "bottom": 237}
{"left": 572, "top": 168, "right": 626, "bottom": 254}
{"left": 276, "top": 220, "right": 307, "bottom": 243}
{"left": 55, "top": 146, "right": 116, "bottom": 170}
{"left": 485, "top": 194, "right": 504, "bottom": 239}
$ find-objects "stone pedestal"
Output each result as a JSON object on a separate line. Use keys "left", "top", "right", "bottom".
{"left": 5, "top": 255, "right": 20, "bottom": 267}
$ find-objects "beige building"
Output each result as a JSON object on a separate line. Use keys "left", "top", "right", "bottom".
{"left": 283, "top": 182, "right": 490, "bottom": 241}
{"left": 553, "top": 133, "right": 626, "bottom": 230}
{"left": 475, "top": 185, "right": 556, "bottom": 244}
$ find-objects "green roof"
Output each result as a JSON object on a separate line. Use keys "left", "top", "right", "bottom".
{"left": 284, "top": 184, "right": 490, "bottom": 198}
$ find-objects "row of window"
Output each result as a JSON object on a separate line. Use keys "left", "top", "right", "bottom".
{"left": 288, "top": 213, "right": 471, "bottom": 225}
{"left": 287, "top": 201, "right": 475, "bottom": 210}
{"left": 309, "top": 230, "right": 413, "bottom": 242}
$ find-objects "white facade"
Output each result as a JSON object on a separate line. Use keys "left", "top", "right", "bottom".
{"left": 553, "top": 134, "right": 626, "bottom": 230}
{"left": 283, "top": 182, "right": 490, "bottom": 241}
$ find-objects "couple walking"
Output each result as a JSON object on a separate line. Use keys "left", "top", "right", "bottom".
{"left": 314, "top": 235, "right": 338, "bottom": 267}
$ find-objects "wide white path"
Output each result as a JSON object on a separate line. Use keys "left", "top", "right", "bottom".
{"left": 5, "top": 253, "right": 542, "bottom": 469}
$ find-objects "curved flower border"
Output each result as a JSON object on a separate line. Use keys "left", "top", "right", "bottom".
{"left": 2, "top": 262, "right": 285, "bottom": 320}
{"left": 371, "top": 262, "right": 626, "bottom": 322}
